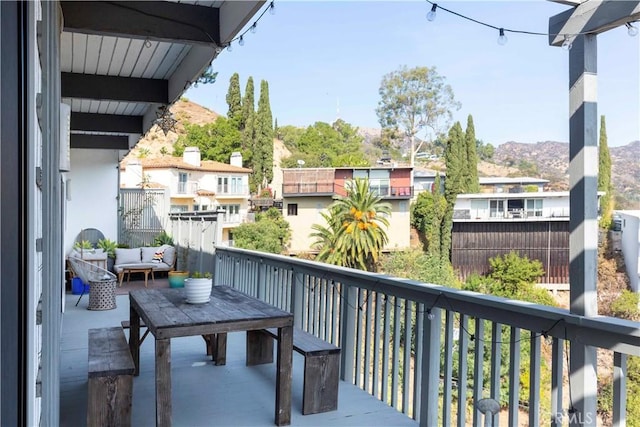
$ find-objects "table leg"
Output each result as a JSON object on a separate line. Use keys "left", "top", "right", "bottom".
{"left": 119, "top": 271, "right": 124, "bottom": 287}
{"left": 156, "top": 338, "right": 171, "bottom": 427}
{"left": 129, "top": 304, "right": 140, "bottom": 376}
{"left": 275, "top": 325, "right": 292, "bottom": 426}
{"left": 144, "top": 270, "right": 149, "bottom": 288}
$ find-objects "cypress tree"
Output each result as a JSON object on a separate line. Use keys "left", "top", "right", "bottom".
{"left": 254, "top": 80, "right": 274, "bottom": 191}
{"left": 598, "top": 115, "right": 614, "bottom": 228}
{"left": 226, "top": 73, "right": 242, "bottom": 128}
{"left": 241, "top": 77, "right": 256, "bottom": 163}
{"left": 465, "top": 115, "right": 480, "bottom": 193}
{"left": 441, "top": 122, "right": 465, "bottom": 262}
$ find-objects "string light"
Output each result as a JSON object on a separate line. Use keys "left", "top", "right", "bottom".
{"left": 224, "top": 1, "right": 275, "bottom": 51}
{"left": 424, "top": 0, "right": 636, "bottom": 49}
{"left": 497, "top": 28, "right": 507, "bottom": 46}
{"left": 426, "top": 3, "right": 437, "bottom": 22}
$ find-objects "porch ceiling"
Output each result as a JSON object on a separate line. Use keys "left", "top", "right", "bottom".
{"left": 60, "top": 1, "right": 264, "bottom": 152}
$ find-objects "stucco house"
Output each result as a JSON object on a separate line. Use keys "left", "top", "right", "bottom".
{"left": 121, "top": 148, "right": 251, "bottom": 244}
{"left": 280, "top": 166, "right": 413, "bottom": 254}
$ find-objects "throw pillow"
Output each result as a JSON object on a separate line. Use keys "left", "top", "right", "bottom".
{"left": 152, "top": 250, "right": 164, "bottom": 263}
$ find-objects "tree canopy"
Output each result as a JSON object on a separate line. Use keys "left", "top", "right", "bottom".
{"left": 232, "top": 208, "right": 291, "bottom": 254}
{"left": 279, "top": 120, "right": 369, "bottom": 168}
{"left": 376, "top": 65, "right": 460, "bottom": 166}
{"left": 173, "top": 117, "right": 242, "bottom": 162}
{"left": 311, "top": 179, "right": 391, "bottom": 271}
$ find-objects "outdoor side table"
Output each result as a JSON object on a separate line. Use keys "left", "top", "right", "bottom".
{"left": 88, "top": 278, "right": 117, "bottom": 310}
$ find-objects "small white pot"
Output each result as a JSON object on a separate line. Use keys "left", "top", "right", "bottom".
{"left": 184, "top": 278, "right": 212, "bottom": 304}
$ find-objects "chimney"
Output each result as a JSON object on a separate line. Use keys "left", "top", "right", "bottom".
{"left": 230, "top": 151, "right": 243, "bottom": 168}
{"left": 183, "top": 146, "right": 201, "bottom": 167}
{"left": 124, "top": 160, "right": 143, "bottom": 188}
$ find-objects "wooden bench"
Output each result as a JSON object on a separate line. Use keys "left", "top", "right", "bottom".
{"left": 87, "top": 327, "right": 135, "bottom": 427}
{"left": 246, "top": 328, "right": 340, "bottom": 415}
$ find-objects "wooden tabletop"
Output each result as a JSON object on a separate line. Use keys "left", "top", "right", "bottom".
{"left": 129, "top": 286, "right": 293, "bottom": 340}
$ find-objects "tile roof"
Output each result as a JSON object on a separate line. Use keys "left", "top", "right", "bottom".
{"left": 136, "top": 157, "right": 252, "bottom": 173}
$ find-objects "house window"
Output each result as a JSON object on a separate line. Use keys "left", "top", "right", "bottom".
{"left": 526, "top": 199, "right": 543, "bottom": 217}
{"left": 287, "top": 203, "right": 298, "bottom": 216}
{"left": 193, "top": 205, "right": 199, "bottom": 211}
{"left": 170, "top": 205, "right": 188, "bottom": 213}
{"left": 219, "top": 204, "right": 240, "bottom": 222}
{"left": 352, "top": 169, "right": 390, "bottom": 196}
{"left": 230, "top": 177, "right": 243, "bottom": 194}
{"left": 178, "top": 172, "right": 188, "bottom": 193}
{"left": 489, "top": 200, "right": 504, "bottom": 218}
{"left": 218, "top": 177, "right": 228, "bottom": 193}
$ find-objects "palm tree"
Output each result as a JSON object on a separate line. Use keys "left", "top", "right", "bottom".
{"left": 312, "top": 178, "right": 391, "bottom": 271}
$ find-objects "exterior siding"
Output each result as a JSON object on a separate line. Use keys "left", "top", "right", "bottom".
{"left": 452, "top": 221, "right": 570, "bottom": 283}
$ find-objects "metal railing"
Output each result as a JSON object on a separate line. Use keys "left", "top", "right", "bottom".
{"left": 212, "top": 246, "right": 640, "bottom": 426}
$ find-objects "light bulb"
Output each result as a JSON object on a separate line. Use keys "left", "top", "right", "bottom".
{"left": 250, "top": 23, "right": 257, "bottom": 34}
{"left": 427, "top": 310, "right": 435, "bottom": 321}
{"left": 269, "top": 2, "right": 275, "bottom": 15}
{"left": 497, "top": 28, "right": 508, "bottom": 46}
{"left": 561, "top": 35, "right": 573, "bottom": 50}
{"left": 227, "top": 43, "right": 233, "bottom": 52}
{"left": 238, "top": 36, "right": 244, "bottom": 46}
{"left": 426, "top": 4, "right": 437, "bottom": 22}
{"left": 627, "top": 23, "right": 639, "bottom": 37}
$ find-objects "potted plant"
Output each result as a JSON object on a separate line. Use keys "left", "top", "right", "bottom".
{"left": 184, "top": 271, "right": 212, "bottom": 304}
{"left": 168, "top": 241, "right": 189, "bottom": 288}
{"left": 96, "top": 238, "right": 118, "bottom": 272}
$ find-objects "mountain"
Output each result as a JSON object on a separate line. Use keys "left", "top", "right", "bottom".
{"left": 493, "top": 140, "right": 640, "bottom": 208}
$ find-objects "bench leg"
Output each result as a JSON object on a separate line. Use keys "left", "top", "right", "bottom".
{"left": 203, "top": 333, "right": 227, "bottom": 365}
{"left": 246, "top": 330, "right": 274, "bottom": 366}
{"left": 118, "top": 271, "right": 124, "bottom": 287}
{"left": 87, "top": 375, "right": 133, "bottom": 427}
{"left": 302, "top": 353, "right": 340, "bottom": 415}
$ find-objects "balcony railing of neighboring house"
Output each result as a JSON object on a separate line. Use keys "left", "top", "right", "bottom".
{"left": 212, "top": 246, "right": 640, "bottom": 425}
{"left": 455, "top": 208, "right": 571, "bottom": 221}
{"left": 282, "top": 183, "right": 413, "bottom": 198}
{"left": 176, "top": 181, "right": 199, "bottom": 195}
{"left": 282, "top": 182, "right": 336, "bottom": 196}
{"left": 216, "top": 185, "right": 250, "bottom": 197}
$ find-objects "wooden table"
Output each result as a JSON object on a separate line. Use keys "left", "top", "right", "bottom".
{"left": 128, "top": 286, "right": 294, "bottom": 427}
{"left": 119, "top": 265, "right": 155, "bottom": 287}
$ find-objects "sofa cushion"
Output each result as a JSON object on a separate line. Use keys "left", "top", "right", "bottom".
{"left": 160, "top": 245, "right": 176, "bottom": 267}
{"left": 141, "top": 246, "right": 161, "bottom": 263}
{"left": 115, "top": 248, "right": 141, "bottom": 265}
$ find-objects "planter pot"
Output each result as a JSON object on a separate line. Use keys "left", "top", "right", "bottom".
{"left": 184, "top": 278, "right": 212, "bottom": 304}
{"left": 168, "top": 271, "right": 189, "bottom": 288}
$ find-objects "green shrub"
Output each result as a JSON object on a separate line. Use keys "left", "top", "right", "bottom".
{"left": 153, "top": 230, "right": 174, "bottom": 246}
{"left": 610, "top": 290, "right": 640, "bottom": 321}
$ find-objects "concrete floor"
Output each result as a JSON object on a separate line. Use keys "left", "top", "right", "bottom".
{"left": 60, "top": 281, "right": 419, "bottom": 427}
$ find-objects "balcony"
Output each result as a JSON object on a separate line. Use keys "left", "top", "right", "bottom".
{"left": 282, "top": 183, "right": 413, "bottom": 199}
{"left": 216, "top": 185, "right": 250, "bottom": 198}
{"left": 60, "top": 247, "right": 640, "bottom": 426}
{"left": 173, "top": 181, "right": 199, "bottom": 196}
{"left": 454, "top": 208, "right": 570, "bottom": 221}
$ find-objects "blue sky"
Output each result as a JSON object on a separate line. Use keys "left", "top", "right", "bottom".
{"left": 186, "top": 1, "right": 640, "bottom": 147}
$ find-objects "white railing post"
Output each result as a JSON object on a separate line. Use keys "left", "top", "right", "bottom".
{"left": 613, "top": 352, "right": 627, "bottom": 427}
{"left": 290, "top": 268, "right": 304, "bottom": 327}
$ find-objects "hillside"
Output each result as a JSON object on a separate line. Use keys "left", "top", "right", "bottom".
{"left": 493, "top": 140, "right": 640, "bottom": 207}
{"left": 125, "top": 100, "right": 639, "bottom": 208}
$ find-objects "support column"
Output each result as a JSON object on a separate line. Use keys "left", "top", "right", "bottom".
{"left": 568, "top": 34, "right": 598, "bottom": 427}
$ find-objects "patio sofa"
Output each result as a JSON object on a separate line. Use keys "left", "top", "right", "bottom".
{"left": 113, "top": 244, "right": 176, "bottom": 276}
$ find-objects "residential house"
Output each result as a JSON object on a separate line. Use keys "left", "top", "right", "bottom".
{"left": 121, "top": 148, "right": 252, "bottom": 245}
{"left": 412, "top": 168, "right": 443, "bottom": 197}
{"left": 451, "top": 180, "right": 585, "bottom": 284}
{"left": 281, "top": 166, "right": 413, "bottom": 254}
{"left": 616, "top": 210, "right": 640, "bottom": 292}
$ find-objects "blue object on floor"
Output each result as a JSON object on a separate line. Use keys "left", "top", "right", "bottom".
{"left": 71, "top": 277, "right": 89, "bottom": 295}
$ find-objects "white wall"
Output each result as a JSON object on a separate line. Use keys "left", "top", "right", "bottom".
{"left": 64, "top": 149, "right": 121, "bottom": 254}
{"left": 618, "top": 211, "right": 640, "bottom": 292}
{"left": 284, "top": 196, "right": 410, "bottom": 253}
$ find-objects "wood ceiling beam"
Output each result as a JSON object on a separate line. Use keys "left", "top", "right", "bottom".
{"left": 60, "top": 1, "right": 220, "bottom": 46}
{"left": 549, "top": 0, "right": 640, "bottom": 46}
{"left": 61, "top": 73, "right": 167, "bottom": 104}
{"left": 70, "top": 134, "right": 129, "bottom": 150}
{"left": 71, "top": 112, "right": 142, "bottom": 134}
